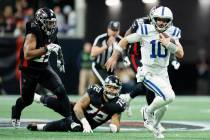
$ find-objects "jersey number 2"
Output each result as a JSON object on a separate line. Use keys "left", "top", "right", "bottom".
{"left": 87, "top": 104, "right": 108, "bottom": 123}
{"left": 150, "top": 40, "right": 168, "bottom": 58}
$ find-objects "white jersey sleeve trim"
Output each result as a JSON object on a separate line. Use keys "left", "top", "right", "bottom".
{"left": 93, "top": 33, "right": 107, "bottom": 46}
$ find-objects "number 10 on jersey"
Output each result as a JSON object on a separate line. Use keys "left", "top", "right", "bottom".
{"left": 150, "top": 40, "right": 168, "bottom": 58}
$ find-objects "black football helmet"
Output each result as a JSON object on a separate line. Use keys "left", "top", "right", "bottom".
{"left": 35, "top": 7, "right": 57, "bottom": 36}
{"left": 103, "top": 75, "right": 122, "bottom": 100}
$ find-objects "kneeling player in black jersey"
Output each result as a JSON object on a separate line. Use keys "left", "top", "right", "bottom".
{"left": 27, "top": 75, "right": 126, "bottom": 133}
{"left": 11, "top": 7, "right": 77, "bottom": 130}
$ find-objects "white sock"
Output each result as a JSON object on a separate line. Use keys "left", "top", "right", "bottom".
{"left": 37, "top": 124, "right": 46, "bottom": 131}
{"left": 34, "top": 93, "right": 41, "bottom": 103}
{"left": 147, "top": 96, "right": 167, "bottom": 114}
{"left": 119, "top": 93, "right": 131, "bottom": 103}
{"left": 154, "top": 105, "right": 167, "bottom": 128}
{"left": 127, "top": 94, "right": 132, "bottom": 103}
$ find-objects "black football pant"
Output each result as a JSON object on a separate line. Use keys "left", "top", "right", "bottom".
{"left": 130, "top": 82, "right": 155, "bottom": 105}
{"left": 14, "top": 65, "right": 72, "bottom": 119}
{"left": 38, "top": 95, "right": 82, "bottom": 132}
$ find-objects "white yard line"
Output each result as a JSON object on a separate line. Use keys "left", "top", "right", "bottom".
{"left": 1, "top": 118, "right": 210, "bottom": 131}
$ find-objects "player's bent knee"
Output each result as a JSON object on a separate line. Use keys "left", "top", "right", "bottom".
{"left": 164, "top": 88, "right": 175, "bottom": 103}
{"left": 22, "top": 96, "right": 34, "bottom": 106}
{"left": 166, "top": 93, "right": 175, "bottom": 103}
{"left": 53, "top": 86, "right": 66, "bottom": 97}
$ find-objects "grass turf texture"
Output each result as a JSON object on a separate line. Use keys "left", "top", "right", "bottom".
{"left": 0, "top": 95, "right": 209, "bottom": 140}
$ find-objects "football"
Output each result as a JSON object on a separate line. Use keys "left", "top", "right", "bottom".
{"left": 161, "top": 32, "right": 169, "bottom": 38}
{"left": 161, "top": 33, "right": 176, "bottom": 44}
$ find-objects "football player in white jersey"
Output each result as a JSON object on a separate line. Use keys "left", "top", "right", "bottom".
{"left": 105, "top": 6, "right": 184, "bottom": 138}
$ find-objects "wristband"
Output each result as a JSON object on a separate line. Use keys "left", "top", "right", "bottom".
{"left": 167, "top": 42, "right": 178, "bottom": 54}
{"left": 81, "top": 118, "right": 89, "bottom": 125}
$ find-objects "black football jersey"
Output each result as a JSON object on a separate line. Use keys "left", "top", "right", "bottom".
{"left": 84, "top": 84, "right": 126, "bottom": 129}
{"left": 19, "top": 20, "right": 58, "bottom": 70}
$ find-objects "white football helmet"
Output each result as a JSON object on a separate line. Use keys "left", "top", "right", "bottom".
{"left": 151, "top": 6, "right": 173, "bottom": 32}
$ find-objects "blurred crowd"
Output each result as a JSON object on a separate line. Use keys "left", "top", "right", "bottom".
{"left": 0, "top": 0, "right": 77, "bottom": 37}
{"left": 0, "top": 1, "right": 209, "bottom": 96}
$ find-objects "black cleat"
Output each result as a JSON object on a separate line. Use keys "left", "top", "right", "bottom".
{"left": 27, "top": 123, "right": 38, "bottom": 131}
{"left": 66, "top": 116, "right": 82, "bottom": 132}
{"left": 70, "top": 122, "right": 82, "bottom": 132}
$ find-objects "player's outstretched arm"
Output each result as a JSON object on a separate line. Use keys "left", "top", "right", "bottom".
{"left": 73, "top": 93, "right": 93, "bottom": 133}
{"left": 105, "top": 33, "right": 141, "bottom": 72}
{"left": 24, "top": 33, "right": 47, "bottom": 60}
{"left": 124, "top": 27, "right": 132, "bottom": 37}
{"left": 105, "top": 37, "right": 129, "bottom": 72}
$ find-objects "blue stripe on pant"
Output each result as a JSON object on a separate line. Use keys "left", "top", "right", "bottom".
{"left": 143, "top": 78, "right": 166, "bottom": 100}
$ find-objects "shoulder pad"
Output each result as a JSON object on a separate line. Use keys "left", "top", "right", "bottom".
{"left": 105, "top": 97, "right": 126, "bottom": 113}
{"left": 131, "top": 18, "right": 144, "bottom": 33}
{"left": 142, "top": 17, "right": 150, "bottom": 24}
{"left": 26, "top": 21, "right": 41, "bottom": 36}
{"left": 136, "top": 24, "right": 155, "bottom": 36}
{"left": 166, "top": 26, "right": 181, "bottom": 39}
{"left": 87, "top": 84, "right": 103, "bottom": 94}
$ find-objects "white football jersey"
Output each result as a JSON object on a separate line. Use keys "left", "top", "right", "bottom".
{"left": 134, "top": 24, "right": 181, "bottom": 69}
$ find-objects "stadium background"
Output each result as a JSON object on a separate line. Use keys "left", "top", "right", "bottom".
{"left": 0, "top": 0, "right": 209, "bottom": 95}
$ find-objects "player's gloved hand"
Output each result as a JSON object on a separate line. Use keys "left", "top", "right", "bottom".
{"left": 57, "top": 49, "right": 65, "bottom": 73}
{"left": 136, "top": 66, "right": 146, "bottom": 82}
{"left": 109, "top": 123, "right": 118, "bottom": 133}
{"left": 171, "top": 60, "right": 180, "bottom": 70}
{"left": 81, "top": 118, "right": 93, "bottom": 133}
{"left": 46, "top": 43, "right": 61, "bottom": 54}
{"left": 123, "top": 56, "right": 131, "bottom": 67}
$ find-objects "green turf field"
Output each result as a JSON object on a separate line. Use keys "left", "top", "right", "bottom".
{"left": 0, "top": 95, "right": 210, "bottom": 140}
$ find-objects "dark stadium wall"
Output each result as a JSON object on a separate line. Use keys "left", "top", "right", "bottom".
{"left": 0, "top": 37, "right": 84, "bottom": 95}
{"left": 85, "top": 0, "right": 210, "bottom": 63}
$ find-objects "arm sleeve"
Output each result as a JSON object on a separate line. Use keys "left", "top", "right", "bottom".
{"left": 125, "top": 33, "right": 141, "bottom": 43}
